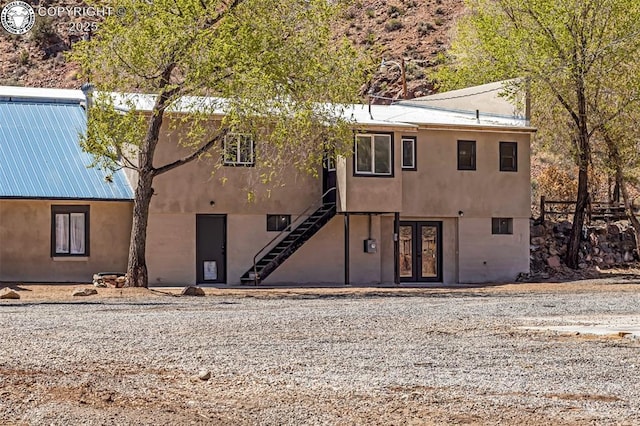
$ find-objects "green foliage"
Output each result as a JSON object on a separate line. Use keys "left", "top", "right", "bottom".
{"left": 30, "top": 17, "right": 58, "bottom": 48}
{"left": 72, "top": 0, "right": 373, "bottom": 179}
{"left": 434, "top": 0, "right": 640, "bottom": 267}
{"left": 384, "top": 19, "right": 404, "bottom": 32}
{"left": 18, "top": 50, "right": 29, "bottom": 66}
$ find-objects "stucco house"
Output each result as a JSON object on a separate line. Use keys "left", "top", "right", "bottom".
{"left": 0, "top": 86, "right": 133, "bottom": 283}
{"left": 0, "top": 83, "right": 534, "bottom": 285}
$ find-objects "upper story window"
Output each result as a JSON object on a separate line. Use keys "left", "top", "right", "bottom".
{"left": 51, "top": 205, "right": 90, "bottom": 257}
{"left": 457, "top": 140, "right": 476, "bottom": 170}
{"left": 492, "top": 217, "right": 513, "bottom": 235}
{"left": 401, "top": 136, "right": 417, "bottom": 170}
{"left": 355, "top": 133, "right": 393, "bottom": 176}
{"left": 499, "top": 142, "right": 518, "bottom": 172}
{"left": 223, "top": 134, "right": 254, "bottom": 166}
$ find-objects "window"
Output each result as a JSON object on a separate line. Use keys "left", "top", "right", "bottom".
{"left": 51, "top": 206, "right": 89, "bottom": 256}
{"left": 267, "top": 214, "right": 291, "bottom": 232}
{"left": 492, "top": 218, "right": 513, "bottom": 235}
{"left": 457, "top": 140, "right": 476, "bottom": 170}
{"left": 223, "top": 134, "right": 254, "bottom": 166}
{"left": 324, "top": 154, "right": 336, "bottom": 171}
{"left": 500, "top": 142, "right": 518, "bottom": 172}
{"left": 401, "top": 136, "right": 416, "bottom": 170}
{"left": 355, "top": 133, "right": 393, "bottom": 176}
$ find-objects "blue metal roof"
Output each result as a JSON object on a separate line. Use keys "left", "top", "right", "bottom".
{"left": 0, "top": 100, "right": 133, "bottom": 200}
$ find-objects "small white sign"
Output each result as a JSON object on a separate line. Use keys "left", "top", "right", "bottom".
{"left": 203, "top": 261, "right": 217, "bottom": 280}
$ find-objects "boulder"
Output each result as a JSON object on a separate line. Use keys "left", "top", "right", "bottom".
{"left": 531, "top": 237, "right": 546, "bottom": 246}
{"left": 72, "top": 288, "right": 98, "bottom": 297}
{"left": 624, "top": 251, "right": 635, "bottom": 262}
{"left": 0, "top": 288, "right": 20, "bottom": 299}
{"left": 607, "top": 224, "right": 622, "bottom": 236}
{"left": 530, "top": 224, "right": 546, "bottom": 238}
{"left": 181, "top": 286, "right": 205, "bottom": 297}
{"left": 198, "top": 369, "right": 211, "bottom": 381}
{"left": 555, "top": 221, "right": 573, "bottom": 234}
{"left": 547, "top": 256, "right": 562, "bottom": 268}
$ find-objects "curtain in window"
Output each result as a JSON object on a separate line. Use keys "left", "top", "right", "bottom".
{"left": 55, "top": 214, "right": 69, "bottom": 254}
{"left": 69, "top": 213, "right": 85, "bottom": 254}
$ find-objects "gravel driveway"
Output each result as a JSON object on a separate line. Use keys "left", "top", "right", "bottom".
{"left": 1, "top": 281, "right": 639, "bottom": 425}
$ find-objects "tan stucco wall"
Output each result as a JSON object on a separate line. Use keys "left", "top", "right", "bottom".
{"left": 342, "top": 131, "right": 403, "bottom": 213}
{"left": 146, "top": 213, "right": 387, "bottom": 285}
{"left": 267, "top": 214, "right": 383, "bottom": 285}
{"left": 149, "top": 122, "right": 322, "bottom": 215}
{"left": 458, "top": 217, "right": 530, "bottom": 283}
{"left": 402, "top": 129, "right": 531, "bottom": 218}
{"left": 146, "top": 213, "right": 196, "bottom": 285}
{"left": 0, "top": 200, "right": 132, "bottom": 282}
{"left": 142, "top": 121, "right": 532, "bottom": 286}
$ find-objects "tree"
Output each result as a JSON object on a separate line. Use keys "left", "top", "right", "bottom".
{"left": 72, "top": 0, "right": 370, "bottom": 287}
{"left": 435, "top": 0, "right": 640, "bottom": 268}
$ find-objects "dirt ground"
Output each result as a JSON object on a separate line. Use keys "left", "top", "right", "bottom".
{"left": 1, "top": 272, "right": 640, "bottom": 425}
{"left": 4, "top": 268, "right": 640, "bottom": 302}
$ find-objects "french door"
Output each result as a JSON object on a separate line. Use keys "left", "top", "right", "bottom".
{"left": 399, "top": 221, "right": 442, "bottom": 282}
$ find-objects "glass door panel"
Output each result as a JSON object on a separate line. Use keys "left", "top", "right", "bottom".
{"left": 399, "top": 221, "right": 442, "bottom": 282}
{"left": 399, "top": 225, "right": 413, "bottom": 278}
{"left": 420, "top": 225, "right": 438, "bottom": 279}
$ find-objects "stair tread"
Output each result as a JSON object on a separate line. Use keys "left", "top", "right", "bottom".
{"left": 240, "top": 206, "right": 336, "bottom": 284}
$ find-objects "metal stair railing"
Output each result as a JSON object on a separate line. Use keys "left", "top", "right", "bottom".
{"left": 249, "top": 187, "right": 336, "bottom": 285}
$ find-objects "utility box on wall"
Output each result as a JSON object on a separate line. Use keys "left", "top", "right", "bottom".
{"left": 364, "top": 239, "right": 377, "bottom": 253}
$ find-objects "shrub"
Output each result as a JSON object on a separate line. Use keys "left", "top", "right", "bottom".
{"left": 18, "top": 50, "right": 30, "bottom": 66}
{"left": 418, "top": 22, "right": 435, "bottom": 35}
{"left": 385, "top": 19, "right": 403, "bottom": 31}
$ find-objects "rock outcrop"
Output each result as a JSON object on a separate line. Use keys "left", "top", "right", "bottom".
{"left": 529, "top": 219, "right": 638, "bottom": 279}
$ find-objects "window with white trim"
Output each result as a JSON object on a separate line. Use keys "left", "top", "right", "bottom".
{"left": 401, "top": 136, "right": 416, "bottom": 170}
{"left": 355, "top": 133, "right": 393, "bottom": 176}
{"left": 51, "top": 205, "right": 89, "bottom": 257}
{"left": 223, "top": 134, "right": 254, "bottom": 166}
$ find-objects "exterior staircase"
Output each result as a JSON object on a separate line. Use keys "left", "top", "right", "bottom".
{"left": 240, "top": 200, "right": 336, "bottom": 285}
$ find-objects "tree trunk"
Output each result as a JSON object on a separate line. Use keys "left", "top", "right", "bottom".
{"left": 126, "top": 170, "right": 155, "bottom": 287}
{"left": 566, "top": 161, "right": 589, "bottom": 268}
{"left": 565, "top": 87, "right": 591, "bottom": 268}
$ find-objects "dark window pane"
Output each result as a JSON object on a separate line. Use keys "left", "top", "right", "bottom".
{"left": 492, "top": 217, "right": 513, "bottom": 234}
{"left": 458, "top": 140, "right": 476, "bottom": 170}
{"left": 356, "top": 136, "right": 372, "bottom": 173}
{"left": 500, "top": 142, "right": 517, "bottom": 171}
{"left": 402, "top": 138, "right": 415, "bottom": 169}
{"left": 267, "top": 214, "right": 291, "bottom": 232}
{"left": 374, "top": 135, "right": 391, "bottom": 174}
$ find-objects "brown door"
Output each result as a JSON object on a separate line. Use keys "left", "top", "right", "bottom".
{"left": 196, "top": 215, "right": 226, "bottom": 284}
{"left": 399, "top": 221, "right": 442, "bottom": 282}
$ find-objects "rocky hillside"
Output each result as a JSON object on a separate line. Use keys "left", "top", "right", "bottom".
{"left": 0, "top": 0, "right": 464, "bottom": 95}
